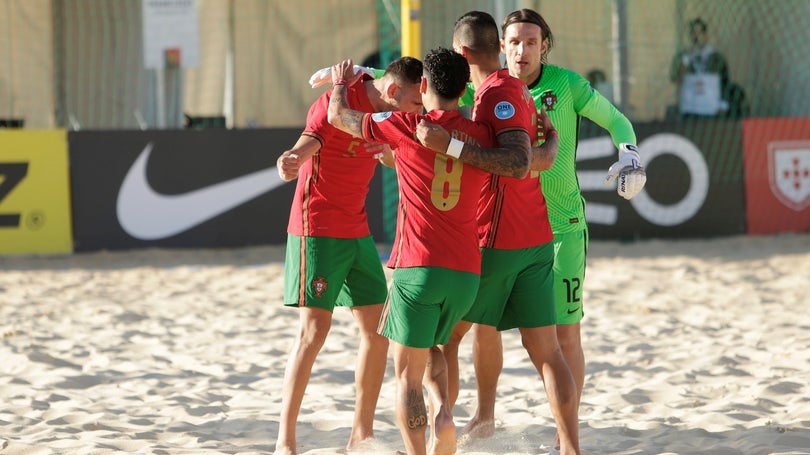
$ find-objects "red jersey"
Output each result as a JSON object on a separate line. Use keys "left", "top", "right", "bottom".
{"left": 363, "top": 109, "right": 494, "bottom": 274}
{"left": 472, "top": 69, "right": 554, "bottom": 249}
{"left": 287, "top": 76, "right": 379, "bottom": 238}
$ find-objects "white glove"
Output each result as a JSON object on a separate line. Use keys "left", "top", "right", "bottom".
{"left": 308, "top": 65, "right": 375, "bottom": 88}
{"left": 604, "top": 143, "right": 646, "bottom": 200}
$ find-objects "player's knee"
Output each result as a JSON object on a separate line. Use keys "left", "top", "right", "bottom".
{"left": 556, "top": 324, "right": 582, "bottom": 351}
{"left": 298, "top": 321, "right": 330, "bottom": 350}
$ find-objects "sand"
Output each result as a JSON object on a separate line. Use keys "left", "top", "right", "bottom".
{"left": 1, "top": 233, "right": 809, "bottom": 454}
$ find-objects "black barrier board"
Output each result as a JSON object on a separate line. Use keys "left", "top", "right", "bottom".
{"left": 578, "top": 119, "right": 746, "bottom": 239}
{"left": 69, "top": 129, "right": 385, "bottom": 251}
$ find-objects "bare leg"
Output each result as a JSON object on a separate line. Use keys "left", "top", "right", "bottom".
{"left": 423, "top": 347, "right": 457, "bottom": 455}
{"left": 461, "top": 323, "right": 502, "bottom": 439}
{"left": 274, "top": 307, "right": 333, "bottom": 455}
{"left": 347, "top": 304, "right": 389, "bottom": 451}
{"left": 553, "top": 323, "right": 584, "bottom": 450}
{"left": 436, "top": 320, "right": 473, "bottom": 409}
{"left": 392, "top": 342, "right": 430, "bottom": 455}
{"left": 519, "top": 326, "right": 580, "bottom": 455}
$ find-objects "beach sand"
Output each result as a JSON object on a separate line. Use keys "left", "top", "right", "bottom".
{"left": 2, "top": 233, "right": 809, "bottom": 454}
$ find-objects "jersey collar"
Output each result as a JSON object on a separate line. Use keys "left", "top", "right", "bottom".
{"left": 526, "top": 64, "right": 545, "bottom": 91}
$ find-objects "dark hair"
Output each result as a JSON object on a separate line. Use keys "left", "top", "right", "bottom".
{"left": 689, "top": 17, "right": 707, "bottom": 32}
{"left": 502, "top": 8, "right": 554, "bottom": 62}
{"left": 453, "top": 11, "right": 500, "bottom": 55}
{"left": 423, "top": 47, "right": 469, "bottom": 101}
{"left": 384, "top": 56, "right": 424, "bottom": 86}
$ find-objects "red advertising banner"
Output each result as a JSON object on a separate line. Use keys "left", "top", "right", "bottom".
{"left": 742, "top": 118, "right": 810, "bottom": 234}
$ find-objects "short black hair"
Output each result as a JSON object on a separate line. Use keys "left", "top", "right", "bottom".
{"left": 453, "top": 11, "right": 500, "bottom": 55}
{"left": 423, "top": 47, "right": 469, "bottom": 101}
{"left": 383, "top": 56, "right": 423, "bottom": 86}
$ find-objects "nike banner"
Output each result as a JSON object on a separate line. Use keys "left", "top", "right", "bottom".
{"left": 578, "top": 118, "right": 746, "bottom": 239}
{"left": 68, "top": 129, "right": 386, "bottom": 251}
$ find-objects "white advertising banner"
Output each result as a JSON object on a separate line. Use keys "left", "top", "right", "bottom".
{"left": 142, "top": 0, "right": 200, "bottom": 69}
{"left": 679, "top": 73, "right": 722, "bottom": 116}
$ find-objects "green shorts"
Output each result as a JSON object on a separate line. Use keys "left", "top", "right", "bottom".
{"left": 379, "top": 267, "right": 479, "bottom": 348}
{"left": 283, "top": 234, "right": 388, "bottom": 310}
{"left": 552, "top": 229, "right": 588, "bottom": 325}
{"left": 464, "top": 243, "right": 556, "bottom": 330}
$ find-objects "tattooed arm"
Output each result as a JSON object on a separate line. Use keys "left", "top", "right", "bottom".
{"left": 326, "top": 87, "right": 365, "bottom": 139}
{"left": 416, "top": 119, "right": 530, "bottom": 179}
{"left": 326, "top": 59, "right": 367, "bottom": 139}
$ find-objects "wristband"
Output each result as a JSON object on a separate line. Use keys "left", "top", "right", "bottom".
{"left": 333, "top": 78, "right": 349, "bottom": 86}
{"left": 446, "top": 138, "right": 464, "bottom": 158}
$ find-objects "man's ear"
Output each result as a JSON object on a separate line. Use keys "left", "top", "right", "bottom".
{"left": 420, "top": 76, "right": 428, "bottom": 95}
{"left": 385, "top": 81, "right": 400, "bottom": 100}
{"left": 540, "top": 37, "right": 550, "bottom": 59}
{"left": 457, "top": 45, "right": 469, "bottom": 59}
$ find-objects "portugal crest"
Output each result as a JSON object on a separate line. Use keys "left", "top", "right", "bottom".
{"left": 311, "top": 276, "right": 328, "bottom": 298}
{"left": 768, "top": 141, "right": 810, "bottom": 211}
{"left": 541, "top": 90, "right": 557, "bottom": 111}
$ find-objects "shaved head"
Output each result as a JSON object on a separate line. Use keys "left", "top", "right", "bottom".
{"left": 453, "top": 11, "right": 500, "bottom": 56}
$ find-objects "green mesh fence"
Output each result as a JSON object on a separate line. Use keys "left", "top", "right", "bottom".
{"left": 375, "top": 0, "right": 402, "bottom": 244}
{"left": 1, "top": 0, "right": 807, "bottom": 236}
{"left": 3, "top": 1, "right": 808, "bottom": 128}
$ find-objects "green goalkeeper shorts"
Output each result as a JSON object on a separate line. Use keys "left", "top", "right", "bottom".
{"left": 552, "top": 229, "right": 588, "bottom": 325}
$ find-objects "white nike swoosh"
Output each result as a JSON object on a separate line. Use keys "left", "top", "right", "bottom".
{"left": 116, "top": 142, "right": 287, "bottom": 240}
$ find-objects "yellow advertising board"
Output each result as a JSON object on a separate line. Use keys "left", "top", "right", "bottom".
{"left": 0, "top": 130, "right": 73, "bottom": 255}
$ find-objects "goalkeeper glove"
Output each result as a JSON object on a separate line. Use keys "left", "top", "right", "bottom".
{"left": 308, "top": 65, "right": 375, "bottom": 88}
{"left": 604, "top": 143, "right": 646, "bottom": 200}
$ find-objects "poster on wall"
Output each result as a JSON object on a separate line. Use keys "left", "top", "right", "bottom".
{"left": 0, "top": 130, "right": 73, "bottom": 255}
{"left": 142, "top": 0, "right": 200, "bottom": 69}
{"left": 742, "top": 118, "right": 810, "bottom": 234}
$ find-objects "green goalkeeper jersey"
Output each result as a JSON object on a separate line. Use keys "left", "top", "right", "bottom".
{"left": 463, "top": 64, "right": 637, "bottom": 234}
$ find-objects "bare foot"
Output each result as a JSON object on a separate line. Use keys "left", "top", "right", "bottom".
{"left": 428, "top": 406, "right": 456, "bottom": 455}
{"left": 273, "top": 445, "right": 296, "bottom": 455}
{"left": 346, "top": 437, "right": 381, "bottom": 453}
{"left": 459, "top": 416, "right": 495, "bottom": 439}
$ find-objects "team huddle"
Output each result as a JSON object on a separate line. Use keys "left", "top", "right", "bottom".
{"left": 274, "top": 8, "right": 646, "bottom": 455}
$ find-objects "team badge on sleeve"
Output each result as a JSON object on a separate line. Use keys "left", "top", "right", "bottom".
{"left": 371, "top": 111, "right": 393, "bottom": 122}
{"left": 494, "top": 101, "right": 515, "bottom": 120}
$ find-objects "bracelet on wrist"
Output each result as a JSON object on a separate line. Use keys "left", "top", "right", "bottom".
{"left": 446, "top": 138, "right": 464, "bottom": 158}
{"left": 333, "top": 78, "right": 349, "bottom": 86}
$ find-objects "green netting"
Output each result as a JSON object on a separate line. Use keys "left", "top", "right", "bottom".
{"left": 375, "top": 0, "right": 402, "bottom": 244}
{"left": 1, "top": 0, "right": 807, "bottom": 236}
{"left": 3, "top": 0, "right": 808, "bottom": 129}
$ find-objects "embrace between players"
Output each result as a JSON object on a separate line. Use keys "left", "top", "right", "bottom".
{"left": 274, "top": 8, "right": 646, "bottom": 455}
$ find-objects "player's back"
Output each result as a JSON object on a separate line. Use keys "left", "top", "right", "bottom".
{"left": 364, "top": 109, "right": 492, "bottom": 274}
{"left": 472, "top": 69, "right": 553, "bottom": 250}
